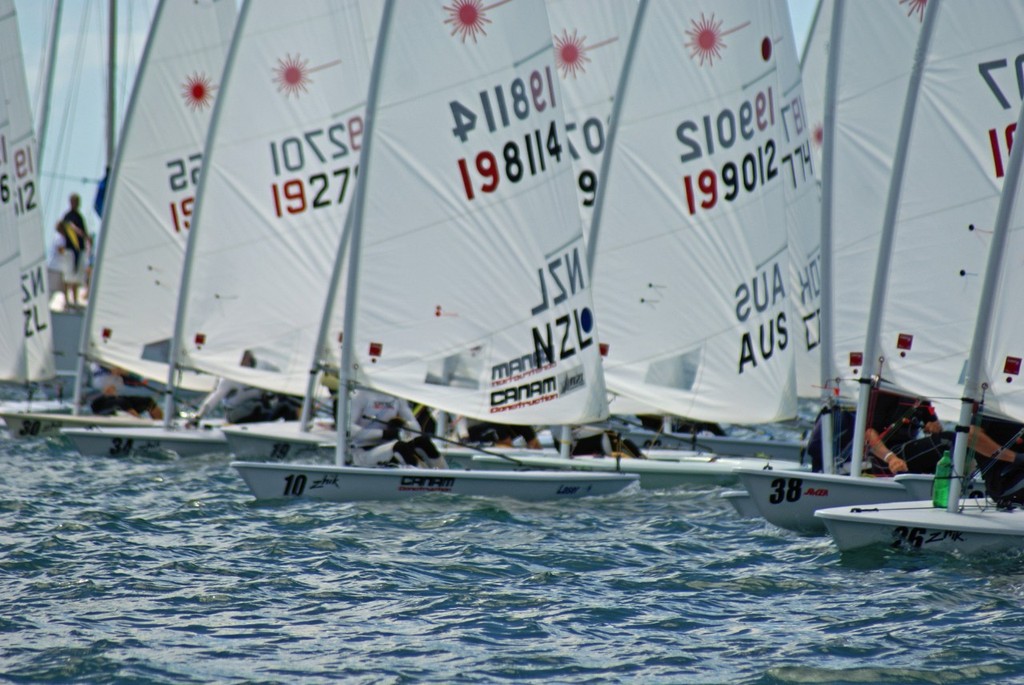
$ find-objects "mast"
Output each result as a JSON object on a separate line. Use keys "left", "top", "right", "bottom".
{"left": 164, "top": 0, "right": 252, "bottom": 426}
{"left": 72, "top": 0, "right": 126, "bottom": 414}
{"left": 335, "top": 0, "right": 395, "bottom": 467}
{"left": 848, "top": 0, "right": 939, "bottom": 476}
{"left": 299, "top": 217, "right": 352, "bottom": 431}
{"left": 584, "top": 0, "right": 647, "bottom": 273}
{"left": 106, "top": 0, "right": 116, "bottom": 168}
{"left": 816, "top": 0, "right": 844, "bottom": 473}
{"left": 36, "top": 0, "right": 63, "bottom": 164}
{"left": 947, "top": 98, "right": 1024, "bottom": 511}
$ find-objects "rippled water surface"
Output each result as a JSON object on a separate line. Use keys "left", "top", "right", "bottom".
{"left": 3, "top": 430, "right": 1024, "bottom": 684}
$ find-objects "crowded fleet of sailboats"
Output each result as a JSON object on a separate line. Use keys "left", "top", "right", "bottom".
{"left": 8, "top": 0, "right": 1024, "bottom": 544}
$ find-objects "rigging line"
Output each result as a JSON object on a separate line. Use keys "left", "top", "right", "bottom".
{"left": 45, "top": 0, "right": 94, "bottom": 224}
{"left": 32, "top": 0, "right": 56, "bottom": 117}
{"left": 41, "top": 171, "right": 104, "bottom": 183}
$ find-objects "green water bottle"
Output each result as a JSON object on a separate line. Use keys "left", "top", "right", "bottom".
{"left": 932, "top": 450, "right": 952, "bottom": 508}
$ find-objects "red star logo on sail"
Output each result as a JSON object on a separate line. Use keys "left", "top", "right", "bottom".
{"left": 899, "top": 0, "right": 927, "bottom": 22}
{"left": 181, "top": 72, "right": 216, "bottom": 111}
{"left": 684, "top": 14, "right": 750, "bottom": 67}
{"left": 553, "top": 29, "right": 619, "bottom": 79}
{"left": 272, "top": 54, "right": 343, "bottom": 98}
{"left": 443, "top": 0, "right": 512, "bottom": 43}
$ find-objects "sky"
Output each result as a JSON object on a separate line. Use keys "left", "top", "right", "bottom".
{"left": 11, "top": 0, "right": 820, "bottom": 246}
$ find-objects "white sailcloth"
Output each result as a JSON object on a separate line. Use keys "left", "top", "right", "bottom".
{"left": 337, "top": 0, "right": 608, "bottom": 425}
{"left": 865, "top": 1, "right": 1024, "bottom": 420}
{"left": 544, "top": 0, "right": 649, "bottom": 417}
{"left": 0, "top": 0, "right": 54, "bottom": 382}
{"left": 976, "top": 122, "right": 1024, "bottom": 420}
{"left": 80, "top": 0, "right": 236, "bottom": 389}
{"left": 176, "top": 0, "right": 380, "bottom": 397}
{"left": 589, "top": 0, "right": 805, "bottom": 424}
{"left": 772, "top": 0, "right": 821, "bottom": 399}
{"left": 545, "top": 0, "right": 637, "bottom": 231}
{"left": 799, "top": 0, "right": 829, "bottom": 173}
{"left": 820, "top": 0, "right": 926, "bottom": 401}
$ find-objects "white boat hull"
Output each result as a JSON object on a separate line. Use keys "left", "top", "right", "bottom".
{"left": 735, "top": 468, "right": 937, "bottom": 534}
{"left": 62, "top": 425, "right": 228, "bottom": 457}
{"left": 465, "top": 450, "right": 806, "bottom": 489}
{"left": 222, "top": 421, "right": 334, "bottom": 459}
{"left": 816, "top": 498, "right": 1024, "bottom": 553}
{"left": 720, "top": 489, "right": 761, "bottom": 518}
{"left": 231, "top": 461, "right": 640, "bottom": 502}
{"left": 1, "top": 410, "right": 159, "bottom": 439}
{"left": 50, "top": 308, "right": 84, "bottom": 376}
{"left": 622, "top": 429, "right": 806, "bottom": 462}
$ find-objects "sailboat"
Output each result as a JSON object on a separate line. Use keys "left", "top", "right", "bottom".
{"left": 468, "top": 0, "right": 815, "bottom": 487}
{"left": 165, "top": 0, "right": 382, "bottom": 462}
{"left": 0, "top": 0, "right": 61, "bottom": 424}
{"left": 0, "top": 0, "right": 165, "bottom": 438}
{"left": 815, "top": 0, "right": 1024, "bottom": 552}
{"left": 546, "top": 0, "right": 808, "bottom": 465}
{"left": 231, "top": 0, "right": 639, "bottom": 502}
{"left": 734, "top": 0, "right": 938, "bottom": 533}
{"left": 56, "top": 0, "right": 237, "bottom": 457}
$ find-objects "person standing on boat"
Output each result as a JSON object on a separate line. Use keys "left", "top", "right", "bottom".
{"left": 57, "top": 193, "right": 89, "bottom": 307}
{"left": 347, "top": 387, "right": 447, "bottom": 469}
{"left": 189, "top": 350, "right": 300, "bottom": 425}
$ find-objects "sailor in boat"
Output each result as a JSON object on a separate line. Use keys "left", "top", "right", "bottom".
{"left": 452, "top": 417, "right": 543, "bottom": 449}
{"left": 812, "top": 388, "right": 1014, "bottom": 478}
{"left": 557, "top": 424, "right": 644, "bottom": 459}
{"left": 89, "top": 364, "right": 163, "bottom": 420}
{"left": 348, "top": 388, "right": 447, "bottom": 469}
{"left": 188, "top": 350, "right": 300, "bottom": 426}
{"left": 808, "top": 389, "right": 945, "bottom": 475}
{"left": 637, "top": 414, "right": 726, "bottom": 437}
{"left": 962, "top": 416, "right": 1024, "bottom": 509}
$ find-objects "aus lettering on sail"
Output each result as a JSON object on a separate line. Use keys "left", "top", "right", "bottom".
{"left": 734, "top": 257, "right": 789, "bottom": 374}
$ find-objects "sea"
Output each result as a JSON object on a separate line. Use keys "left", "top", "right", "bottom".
{"left": 3, "top": 410, "right": 1024, "bottom": 684}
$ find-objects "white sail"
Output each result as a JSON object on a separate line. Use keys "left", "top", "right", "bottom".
{"left": 176, "top": 0, "right": 380, "bottom": 397}
{"left": 79, "top": 0, "right": 236, "bottom": 389}
{"left": 545, "top": 0, "right": 637, "bottom": 231}
{"left": 336, "top": 0, "right": 608, "bottom": 425}
{"left": 589, "top": 0, "right": 807, "bottom": 424}
{"left": 0, "top": 0, "right": 54, "bottom": 382}
{"left": 816, "top": 1, "right": 926, "bottom": 402}
{"left": 977, "top": 120, "right": 1024, "bottom": 421}
{"left": 799, "top": 0, "right": 829, "bottom": 173}
{"left": 772, "top": 0, "right": 821, "bottom": 399}
{"left": 864, "top": 1, "right": 1024, "bottom": 420}
{"left": 543, "top": 0, "right": 648, "bottom": 416}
